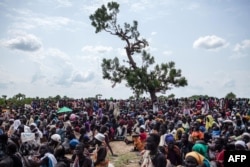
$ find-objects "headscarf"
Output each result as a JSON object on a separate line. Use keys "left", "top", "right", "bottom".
{"left": 192, "top": 143, "right": 209, "bottom": 159}
{"left": 205, "top": 115, "right": 215, "bottom": 130}
{"left": 175, "top": 127, "right": 185, "bottom": 140}
{"left": 165, "top": 134, "right": 174, "bottom": 143}
{"left": 185, "top": 151, "right": 204, "bottom": 166}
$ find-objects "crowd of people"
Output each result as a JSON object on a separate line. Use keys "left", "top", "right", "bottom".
{"left": 0, "top": 97, "right": 249, "bottom": 167}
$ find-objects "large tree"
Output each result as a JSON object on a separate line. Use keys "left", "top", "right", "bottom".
{"left": 89, "top": 1, "right": 187, "bottom": 101}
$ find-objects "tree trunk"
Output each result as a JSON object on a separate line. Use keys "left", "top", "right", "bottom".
{"left": 149, "top": 90, "right": 157, "bottom": 102}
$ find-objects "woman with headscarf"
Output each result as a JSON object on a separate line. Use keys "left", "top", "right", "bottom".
{"left": 181, "top": 151, "right": 206, "bottom": 167}
{"left": 192, "top": 142, "right": 211, "bottom": 167}
{"left": 175, "top": 123, "right": 185, "bottom": 141}
{"left": 192, "top": 142, "right": 209, "bottom": 160}
{"left": 205, "top": 115, "right": 216, "bottom": 131}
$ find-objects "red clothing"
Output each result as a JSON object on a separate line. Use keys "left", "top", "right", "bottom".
{"left": 140, "top": 132, "right": 147, "bottom": 142}
{"left": 216, "top": 149, "right": 225, "bottom": 163}
{"left": 196, "top": 100, "right": 202, "bottom": 110}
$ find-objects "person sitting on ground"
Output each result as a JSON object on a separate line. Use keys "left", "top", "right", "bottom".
{"left": 241, "top": 132, "right": 250, "bottom": 149}
{"left": 125, "top": 125, "right": 147, "bottom": 152}
{"left": 192, "top": 141, "right": 209, "bottom": 160}
{"left": 126, "top": 115, "right": 135, "bottom": 136}
{"left": 191, "top": 142, "right": 211, "bottom": 167}
{"left": 79, "top": 127, "right": 90, "bottom": 144}
{"left": 53, "top": 141, "right": 70, "bottom": 167}
{"left": 177, "top": 132, "right": 194, "bottom": 165}
{"left": 234, "top": 140, "right": 247, "bottom": 150}
{"left": 0, "top": 134, "right": 14, "bottom": 167}
{"left": 6, "top": 141, "right": 23, "bottom": 167}
{"left": 175, "top": 123, "right": 185, "bottom": 141}
{"left": 158, "top": 123, "right": 167, "bottom": 147}
{"left": 63, "top": 126, "right": 76, "bottom": 153}
{"left": 114, "top": 121, "right": 127, "bottom": 141}
{"left": 71, "top": 143, "right": 92, "bottom": 167}
{"left": 178, "top": 151, "right": 206, "bottom": 167}
{"left": 164, "top": 134, "right": 182, "bottom": 166}
{"left": 30, "top": 123, "right": 43, "bottom": 145}
{"left": 47, "top": 125, "right": 57, "bottom": 143}
{"left": 140, "top": 133, "right": 167, "bottom": 167}
{"left": 7, "top": 119, "right": 15, "bottom": 137}
{"left": 31, "top": 144, "right": 57, "bottom": 167}
{"left": 56, "top": 121, "right": 65, "bottom": 143}
{"left": 190, "top": 122, "right": 204, "bottom": 144}
{"left": 65, "top": 126, "right": 76, "bottom": 141}
{"left": 49, "top": 134, "right": 65, "bottom": 160}
{"left": 69, "top": 138, "right": 80, "bottom": 154}
{"left": 91, "top": 133, "right": 108, "bottom": 167}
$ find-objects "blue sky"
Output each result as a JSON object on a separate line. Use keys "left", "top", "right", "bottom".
{"left": 0, "top": 0, "right": 250, "bottom": 99}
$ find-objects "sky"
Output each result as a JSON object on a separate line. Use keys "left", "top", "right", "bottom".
{"left": 0, "top": 0, "right": 250, "bottom": 100}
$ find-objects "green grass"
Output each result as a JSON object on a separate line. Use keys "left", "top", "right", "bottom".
{"left": 108, "top": 152, "right": 140, "bottom": 167}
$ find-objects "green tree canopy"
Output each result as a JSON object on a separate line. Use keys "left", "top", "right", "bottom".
{"left": 89, "top": 1, "right": 188, "bottom": 101}
{"left": 225, "top": 92, "right": 236, "bottom": 99}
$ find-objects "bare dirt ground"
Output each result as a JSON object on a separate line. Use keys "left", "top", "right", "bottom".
{"left": 73, "top": 132, "right": 140, "bottom": 167}
{"left": 108, "top": 140, "right": 141, "bottom": 167}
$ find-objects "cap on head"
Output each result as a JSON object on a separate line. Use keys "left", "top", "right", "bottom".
{"left": 140, "top": 125, "right": 145, "bottom": 130}
{"left": 51, "top": 134, "right": 61, "bottom": 143}
{"left": 94, "top": 133, "right": 105, "bottom": 142}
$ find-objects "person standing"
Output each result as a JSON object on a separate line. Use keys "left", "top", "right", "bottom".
{"left": 113, "top": 100, "right": 120, "bottom": 119}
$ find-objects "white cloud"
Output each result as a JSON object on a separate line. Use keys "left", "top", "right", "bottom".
{"left": 28, "top": 48, "right": 96, "bottom": 87}
{"left": 1, "top": 32, "right": 42, "bottom": 52}
{"left": 55, "top": 0, "right": 72, "bottom": 8}
{"left": 72, "top": 71, "right": 95, "bottom": 82}
{"left": 81, "top": 45, "right": 113, "bottom": 54}
{"left": 230, "top": 39, "right": 250, "bottom": 59}
{"left": 193, "top": 35, "right": 228, "bottom": 50}
{"left": 0, "top": 0, "right": 249, "bottom": 99}
{"left": 10, "top": 8, "right": 73, "bottom": 30}
{"left": 81, "top": 0, "right": 114, "bottom": 14}
{"left": 163, "top": 50, "right": 173, "bottom": 56}
{"left": 233, "top": 40, "right": 250, "bottom": 52}
{"left": 16, "top": 16, "right": 71, "bottom": 30}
